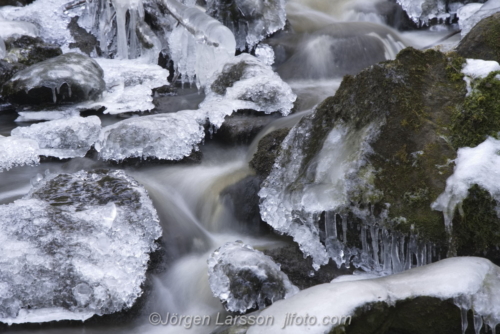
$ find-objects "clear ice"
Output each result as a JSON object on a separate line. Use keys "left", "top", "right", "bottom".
{"left": 11, "top": 116, "right": 101, "bottom": 159}
{"left": 207, "top": 241, "right": 298, "bottom": 314}
{"left": 0, "top": 170, "right": 161, "bottom": 324}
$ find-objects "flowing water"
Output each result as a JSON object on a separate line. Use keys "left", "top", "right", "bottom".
{"left": 0, "top": 0, "right": 463, "bottom": 332}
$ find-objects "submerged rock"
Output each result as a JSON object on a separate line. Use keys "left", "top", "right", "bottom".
{"left": 2, "top": 52, "right": 105, "bottom": 105}
{"left": 249, "top": 127, "right": 289, "bottom": 178}
{"left": 214, "top": 113, "right": 279, "bottom": 145}
{"left": 0, "top": 169, "right": 161, "bottom": 324}
{"left": 207, "top": 241, "right": 298, "bottom": 314}
{"left": 457, "top": 12, "right": 500, "bottom": 64}
{"left": 11, "top": 116, "right": 101, "bottom": 159}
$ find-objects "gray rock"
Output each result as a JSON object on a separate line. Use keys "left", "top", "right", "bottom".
{"left": 457, "top": 12, "right": 500, "bottom": 63}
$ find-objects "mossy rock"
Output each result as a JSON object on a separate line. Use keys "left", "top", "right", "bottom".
{"left": 4, "top": 35, "right": 62, "bottom": 66}
{"left": 250, "top": 127, "right": 290, "bottom": 178}
{"left": 457, "top": 12, "right": 500, "bottom": 63}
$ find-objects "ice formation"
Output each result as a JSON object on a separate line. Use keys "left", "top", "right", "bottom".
{"left": 207, "top": 241, "right": 298, "bottom": 314}
{"left": 206, "top": 0, "right": 287, "bottom": 51}
{"left": 15, "top": 110, "right": 80, "bottom": 122}
{"left": 0, "top": 20, "right": 39, "bottom": 40}
{"left": 0, "top": 37, "right": 5, "bottom": 59}
{"left": 95, "top": 110, "right": 206, "bottom": 161}
{"left": 11, "top": 116, "right": 101, "bottom": 159}
{"left": 461, "top": 58, "right": 500, "bottom": 95}
{"left": 259, "top": 108, "right": 432, "bottom": 272}
{"left": 432, "top": 137, "right": 500, "bottom": 255}
{"left": 83, "top": 58, "right": 170, "bottom": 114}
{"left": 458, "top": 0, "right": 500, "bottom": 37}
{"left": 0, "top": 170, "right": 161, "bottom": 324}
{"left": 166, "top": 0, "right": 236, "bottom": 88}
{"left": 3, "top": 53, "right": 105, "bottom": 104}
{"left": 0, "top": 135, "right": 39, "bottom": 172}
{"left": 396, "top": 0, "right": 460, "bottom": 25}
{"left": 246, "top": 257, "right": 500, "bottom": 334}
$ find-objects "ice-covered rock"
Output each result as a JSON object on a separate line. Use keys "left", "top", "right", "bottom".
{"left": 396, "top": 0, "right": 454, "bottom": 25}
{"left": 458, "top": 0, "right": 500, "bottom": 37}
{"left": 457, "top": 11, "right": 500, "bottom": 63}
{"left": 206, "top": 0, "right": 287, "bottom": 51}
{"left": 245, "top": 257, "right": 500, "bottom": 334}
{"left": 0, "top": 135, "right": 39, "bottom": 172}
{"left": 0, "top": 169, "right": 161, "bottom": 324}
{"left": 95, "top": 110, "right": 206, "bottom": 161}
{"left": 11, "top": 116, "right": 101, "bottom": 159}
{"left": 3, "top": 35, "right": 62, "bottom": 66}
{"left": 0, "top": 20, "right": 38, "bottom": 39}
{"left": 1, "top": 52, "right": 105, "bottom": 104}
{"left": 207, "top": 241, "right": 298, "bottom": 314}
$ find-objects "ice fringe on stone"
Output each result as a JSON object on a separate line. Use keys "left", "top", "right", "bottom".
{"left": 96, "top": 54, "right": 295, "bottom": 161}
{"left": 95, "top": 110, "right": 206, "bottom": 161}
{"left": 246, "top": 257, "right": 500, "bottom": 334}
{"left": 166, "top": 0, "right": 236, "bottom": 88}
{"left": 11, "top": 116, "right": 101, "bottom": 159}
{"left": 0, "top": 135, "right": 39, "bottom": 172}
{"left": 207, "top": 241, "right": 298, "bottom": 314}
{"left": 0, "top": 170, "right": 161, "bottom": 324}
{"left": 461, "top": 58, "right": 500, "bottom": 96}
{"left": 432, "top": 137, "right": 500, "bottom": 255}
{"left": 458, "top": 0, "right": 500, "bottom": 37}
{"left": 206, "top": 0, "right": 286, "bottom": 51}
{"left": 396, "top": 0, "right": 459, "bottom": 25}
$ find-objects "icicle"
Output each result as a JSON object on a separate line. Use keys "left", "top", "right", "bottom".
{"left": 52, "top": 87, "right": 57, "bottom": 103}
{"left": 370, "top": 226, "right": 379, "bottom": 268}
{"left": 473, "top": 313, "right": 483, "bottom": 334}
{"left": 453, "top": 295, "right": 472, "bottom": 334}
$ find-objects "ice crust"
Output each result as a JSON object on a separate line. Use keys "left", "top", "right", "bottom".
{"left": 11, "top": 116, "right": 101, "bottom": 159}
{"left": 207, "top": 241, "right": 298, "bottom": 314}
{"left": 396, "top": 0, "right": 461, "bottom": 25}
{"left": 247, "top": 257, "right": 500, "bottom": 334}
{"left": 96, "top": 54, "right": 295, "bottom": 161}
{"left": 206, "top": 0, "right": 287, "bottom": 51}
{"left": 432, "top": 137, "right": 500, "bottom": 255}
{"left": 0, "top": 20, "right": 38, "bottom": 40}
{"left": 0, "top": 135, "right": 39, "bottom": 172}
{"left": 458, "top": 0, "right": 500, "bottom": 37}
{"left": 0, "top": 170, "right": 161, "bottom": 324}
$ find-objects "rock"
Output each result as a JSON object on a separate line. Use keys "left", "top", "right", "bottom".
{"left": 249, "top": 128, "right": 289, "bottom": 178}
{"left": 4, "top": 35, "right": 62, "bottom": 66}
{"left": 0, "top": 60, "right": 25, "bottom": 88}
{"left": 0, "top": 169, "right": 162, "bottom": 324}
{"left": 68, "top": 17, "right": 99, "bottom": 56}
{"left": 0, "top": 0, "right": 33, "bottom": 6}
{"left": 207, "top": 241, "right": 298, "bottom": 314}
{"left": 457, "top": 12, "right": 500, "bottom": 64}
{"left": 258, "top": 47, "right": 472, "bottom": 269}
{"left": 263, "top": 244, "right": 352, "bottom": 290}
{"left": 214, "top": 112, "right": 279, "bottom": 145}
{"left": 1, "top": 52, "right": 105, "bottom": 105}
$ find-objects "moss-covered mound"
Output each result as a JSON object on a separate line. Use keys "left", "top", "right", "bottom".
{"left": 457, "top": 12, "right": 500, "bottom": 63}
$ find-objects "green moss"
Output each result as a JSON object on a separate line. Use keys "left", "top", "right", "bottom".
{"left": 451, "top": 71, "right": 500, "bottom": 148}
{"left": 454, "top": 184, "right": 500, "bottom": 255}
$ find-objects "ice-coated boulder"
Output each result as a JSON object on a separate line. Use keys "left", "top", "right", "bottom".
{"left": 3, "top": 35, "right": 62, "bottom": 66}
{"left": 0, "top": 135, "right": 39, "bottom": 172}
{"left": 95, "top": 110, "right": 206, "bottom": 161}
{"left": 207, "top": 241, "right": 298, "bottom": 314}
{"left": 0, "top": 169, "right": 162, "bottom": 324}
{"left": 1, "top": 52, "right": 105, "bottom": 104}
{"left": 11, "top": 116, "right": 101, "bottom": 159}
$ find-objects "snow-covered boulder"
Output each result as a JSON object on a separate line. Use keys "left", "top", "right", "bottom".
{"left": 207, "top": 241, "right": 298, "bottom": 314}
{"left": 11, "top": 116, "right": 101, "bottom": 159}
{"left": 0, "top": 169, "right": 161, "bottom": 324}
{"left": 1, "top": 52, "right": 105, "bottom": 104}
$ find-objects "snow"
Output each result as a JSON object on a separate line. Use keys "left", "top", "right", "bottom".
{"left": 247, "top": 257, "right": 500, "bottom": 334}
{"left": 432, "top": 137, "right": 500, "bottom": 254}
{"left": 461, "top": 58, "right": 500, "bottom": 95}
{"left": 0, "top": 170, "right": 161, "bottom": 324}
{"left": 0, "top": 135, "right": 39, "bottom": 172}
{"left": 11, "top": 116, "right": 101, "bottom": 159}
{"left": 95, "top": 110, "right": 206, "bottom": 161}
{"left": 458, "top": 0, "right": 500, "bottom": 37}
{"left": 207, "top": 241, "right": 298, "bottom": 314}
{"left": 0, "top": 20, "right": 38, "bottom": 40}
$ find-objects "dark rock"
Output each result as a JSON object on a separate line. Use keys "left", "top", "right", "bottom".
{"left": 457, "top": 12, "right": 500, "bottom": 63}
{"left": 264, "top": 244, "right": 352, "bottom": 290}
{"left": 4, "top": 35, "right": 62, "bottom": 66}
{"left": 2, "top": 52, "right": 105, "bottom": 105}
{"left": 0, "top": 0, "right": 34, "bottom": 6}
{"left": 211, "top": 61, "right": 249, "bottom": 95}
{"left": 249, "top": 128, "right": 290, "bottom": 178}
{"left": 68, "top": 16, "right": 99, "bottom": 56}
{"left": 0, "top": 59, "right": 25, "bottom": 88}
{"left": 220, "top": 175, "right": 269, "bottom": 233}
{"left": 214, "top": 113, "right": 279, "bottom": 145}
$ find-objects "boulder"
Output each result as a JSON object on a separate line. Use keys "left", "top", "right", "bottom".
{"left": 457, "top": 12, "right": 500, "bottom": 63}
{"left": 3, "top": 35, "right": 62, "bottom": 66}
{"left": 249, "top": 127, "right": 289, "bottom": 178}
{"left": 2, "top": 52, "right": 105, "bottom": 105}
